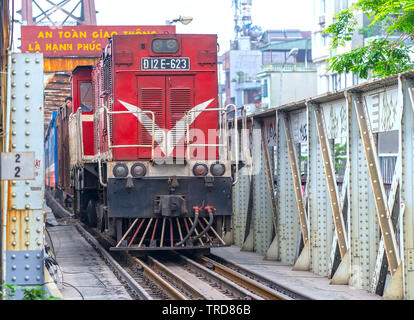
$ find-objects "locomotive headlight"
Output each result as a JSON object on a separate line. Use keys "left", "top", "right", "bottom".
{"left": 193, "top": 163, "right": 208, "bottom": 176}
{"left": 210, "top": 163, "right": 226, "bottom": 176}
{"left": 131, "top": 163, "right": 146, "bottom": 177}
{"left": 166, "top": 39, "right": 177, "bottom": 49}
{"left": 152, "top": 39, "right": 163, "bottom": 51}
{"left": 151, "top": 38, "right": 179, "bottom": 53}
{"left": 113, "top": 163, "right": 128, "bottom": 178}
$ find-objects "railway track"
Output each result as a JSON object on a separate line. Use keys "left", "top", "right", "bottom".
{"left": 47, "top": 193, "right": 308, "bottom": 300}
{"left": 77, "top": 222, "right": 306, "bottom": 300}
{"left": 199, "top": 254, "right": 311, "bottom": 300}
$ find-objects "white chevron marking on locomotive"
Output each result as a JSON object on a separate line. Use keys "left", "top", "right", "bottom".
{"left": 118, "top": 99, "right": 214, "bottom": 156}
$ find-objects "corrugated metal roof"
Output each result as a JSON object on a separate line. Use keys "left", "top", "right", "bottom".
{"left": 259, "top": 38, "right": 311, "bottom": 52}
{"left": 248, "top": 70, "right": 414, "bottom": 119}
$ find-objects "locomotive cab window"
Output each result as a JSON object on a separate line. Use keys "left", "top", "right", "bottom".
{"left": 80, "top": 82, "right": 93, "bottom": 112}
{"left": 151, "top": 38, "right": 179, "bottom": 53}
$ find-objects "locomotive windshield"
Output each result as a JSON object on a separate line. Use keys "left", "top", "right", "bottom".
{"left": 79, "top": 82, "right": 93, "bottom": 112}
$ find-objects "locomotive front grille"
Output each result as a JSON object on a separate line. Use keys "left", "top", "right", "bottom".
{"left": 140, "top": 88, "right": 164, "bottom": 146}
{"left": 169, "top": 87, "right": 192, "bottom": 148}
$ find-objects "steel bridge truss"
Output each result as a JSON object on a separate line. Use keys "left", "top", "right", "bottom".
{"left": 20, "top": 0, "right": 96, "bottom": 26}
{"left": 231, "top": 71, "right": 414, "bottom": 299}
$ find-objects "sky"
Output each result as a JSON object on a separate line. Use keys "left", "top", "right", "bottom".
{"left": 94, "top": 0, "right": 315, "bottom": 53}
{"left": 12, "top": 0, "right": 315, "bottom": 53}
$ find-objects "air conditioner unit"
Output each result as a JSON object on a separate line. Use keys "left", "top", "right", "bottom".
{"left": 319, "top": 15, "right": 326, "bottom": 25}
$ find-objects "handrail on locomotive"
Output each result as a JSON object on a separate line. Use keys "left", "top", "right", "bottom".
{"left": 94, "top": 105, "right": 156, "bottom": 187}
{"left": 91, "top": 103, "right": 249, "bottom": 187}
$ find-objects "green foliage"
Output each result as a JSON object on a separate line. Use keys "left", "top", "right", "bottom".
{"left": 329, "top": 38, "right": 413, "bottom": 78}
{"left": 325, "top": 9, "right": 358, "bottom": 49}
{"left": 21, "top": 286, "right": 60, "bottom": 300}
{"left": 1, "top": 283, "right": 61, "bottom": 300}
{"left": 358, "top": 19, "right": 387, "bottom": 38}
{"left": 1, "top": 283, "right": 16, "bottom": 299}
{"left": 324, "top": 0, "right": 414, "bottom": 79}
{"left": 334, "top": 142, "right": 347, "bottom": 173}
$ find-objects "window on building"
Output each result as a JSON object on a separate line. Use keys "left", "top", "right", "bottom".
{"left": 262, "top": 79, "right": 268, "bottom": 98}
{"left": 262, "top": 51, "right": 271, "bottom": 65}
{"left": 321, "top": 0, "right": 326, "bottom": 14}
{"left": 352, "top": 73, "right": 359, "bottom": 86}
{"left": 335, "top": 0, "right": 340, "bottom": 12}
{"left": 332, "top": 74, "right": 338, "bottom": 91}
{"left": 342, "top": 0, "right": 348, "bottom": 9}
{"left": 322, "top": 34, "right": 327, "bottom": 47}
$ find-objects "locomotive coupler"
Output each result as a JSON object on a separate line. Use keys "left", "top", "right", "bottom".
{"left": 204, "top": 176, "right": 214, "bottom": 188}
{"left": 156, "top": 195, "right": 188, "bottom": 217}
{"left": 125, "top": 177, "right": 134, "bottom": 189}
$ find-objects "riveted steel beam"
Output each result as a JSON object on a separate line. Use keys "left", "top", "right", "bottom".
{"left": 282, "top": 113, "right": 309, "bottom": 246}
{"left": 354, "top": 94, "right": 400, "bottom": 276}
{"left": 400, "top": 76, "right": 414, "bottom": 299}
{"left": 277, "top": 111, "right": 300, "bottom": 265}
{"left": 372, "top": 154, "right": 401, "bottom": 294}
{"left": 2, "top": 53, "right": 45, "bottom": 299}
{"left": 261, "top": 124, "right": 277, "bottom": 235}
{"left": 347, "top": 91, "right": 380, "bottom": 290}
{"left": 312, "top": 105, "right": 349, "bottom": 258}
{"left": 261, "top": 118, "right": 280, "bottom": 260}
{"left": 252, "top": 118, "right": 274, "bottom": 255}
{"left": 307, "top": 102, "right": 334, "bottom": 276}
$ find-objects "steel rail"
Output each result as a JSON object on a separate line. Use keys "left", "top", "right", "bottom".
{"left": 177, "top": 254, "right": 262, "bottom": 300}
{"left": 207, "top": 254, "right": 312, "bottom": 300}
{"left": 79, "top": 222, "right": 186, "bottom": 300}
{"left": 127, "top": 255, "right": 187, "bottom": 300}
{"left": 146, "top": 256, "right": 206, "bottom": 300}
{"left": 194, "top": 255, "right": 292, "bottom": 300}
{"left": 47, "top": 192, "right": 306, "bottom": 300}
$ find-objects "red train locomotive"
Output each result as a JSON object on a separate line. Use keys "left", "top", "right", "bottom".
{"left": 48, "top": 33, "right": 235, "bottom": 252}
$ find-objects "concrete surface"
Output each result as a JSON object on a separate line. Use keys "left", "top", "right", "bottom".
{"left": 46, "top": 224, "right": 132, "bottom": 300}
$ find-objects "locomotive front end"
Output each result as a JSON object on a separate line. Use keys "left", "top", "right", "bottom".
{"left": 88, "top": 34, "right": 234, "bottom": 251}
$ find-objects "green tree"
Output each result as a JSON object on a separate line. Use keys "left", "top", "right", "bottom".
{"left": 324, "top": 0, "right": 414, "bottom": 79}
{"left": 1, "top": 283, "right": 61, "bottom": 300}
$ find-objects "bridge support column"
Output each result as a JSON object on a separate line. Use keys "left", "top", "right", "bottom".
{"left": 399, "top": 76, "right": 414, "bottom": 299}
{"left": 2, "top": 53, "right": 45, "bottom": 299}
{"left": 276, "top": 111, "right": 301, "bottom": 266}
{"left": 282, "top": 113, "right": 310, "bottom": 271}
{"left": 308, "top": 102, "right": 346, "bottom": 280}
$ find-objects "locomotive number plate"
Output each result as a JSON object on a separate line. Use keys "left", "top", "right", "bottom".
{"left": 141, "top": 57, "right": 190, "bottom": 70}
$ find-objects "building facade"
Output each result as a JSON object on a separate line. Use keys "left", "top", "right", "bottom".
{"left": 222, "top": 48, "right": 262, "bottom": 107}
{"left": 258, "top": 63, "right": 317, "bottom": 110}
{"left": 312, "top": 0, "right": 361, "bottom": 94}
{"left": 223, "top": 29, "right": 316, "bottom": 113}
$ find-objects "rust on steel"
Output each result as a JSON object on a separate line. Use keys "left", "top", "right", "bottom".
{"left": 147, "top": 256, "right": 205, "bottom": 300}
{"left": 130, "top": 255, "right": 187, "bottom": 300}
{"left": 354, "top": 95, "right": 400, "bottom": 275}
{"left": 261, "top": 124, "right": 278, "bottom": 235}
{"left": 43, "top": 57, "right": 98, "bottom": 72}
{"left": 198, "top": 256, "right": 291, "bottom": 300}
{"left": 282, "top": 113, "right": 309, "bottom": 244}
{"left": 313, "top": 105, "right": 349, "bottom": 258}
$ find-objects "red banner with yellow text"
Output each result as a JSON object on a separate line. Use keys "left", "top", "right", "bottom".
{"left": 21, "top": 25, "right": 176, "bottom": 57}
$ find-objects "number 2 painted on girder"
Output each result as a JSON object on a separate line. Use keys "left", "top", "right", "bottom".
{"left": 14, "top": 153, "right": 21, "bottom": 178}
